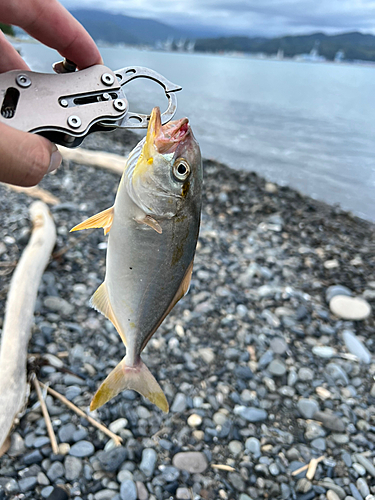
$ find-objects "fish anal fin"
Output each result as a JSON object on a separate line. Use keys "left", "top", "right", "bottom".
{"left": 70, "top": 207, "right": 114, "bottom": 235}
{"left": 90, "top": 282, "right": 127, "bottom": 347}
{"left": 135, "top": 215, "right": 162, "bottom": 234}
{"left": 90, "top": 357, "right": 169, "bottom": 413}
{"left": 140, "top": 260, "right": 194, "bottom": 352}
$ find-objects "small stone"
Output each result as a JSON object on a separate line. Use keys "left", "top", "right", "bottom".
{"left": 58, "top": 423, "right": 76, "bottom": 443}
{"left": 64, "top": 456, "right": 83, "bottom": 481}
{"left": 265, "top": 182, "right": 277, "bottom": 193}
{"left": 318, "top": 482, "right": 346, "bottom": 499}
{"left": 349, "top": 483, "right": 363, "bottom": 500}
{"left": 269, "top": 463, "right": 279, "bottom": 476}
{"left": 326, "top": 285, "right": 352, "bottom": 303}
{"left": 8, "top": 432, "right": 26, "bottom": 457}
{"left": 355, "top": 454, "right": 375, "bottom": 477}
{"left": 326, "top": 490, "right": 340, "bottom": 500}
{"left": 312, "top": 346, "right": 336, "bottom": 358}
{"left": 296, "top": 478, "right": 312, "bottom": 493}
{"left": 311, "top": 438, "right": 326, "bottom": 451}
{"left": 298, "top": 367, "right": 314, "bottom": 381}
{"left": 95, "top": 490, "right": 118, "bottom": 500}
{"left": 58, "top": 443, "right": 70, "bottom": 455}
{"left": 213, "top": 412, "right": 228, "bottom": 425}
{"left": 37, "top": 472, "right": 49, "bottom": 486}
{"left": 342, "top": 330, "right": 371, "bottom": 363}
{"left": 314, "top": 411, "right": 345, "bottom": 432}
{"left": 33, "top": 436, "right": 50, "bottom": 448}
{"left": 43, "top": 296, "right": 74, "bottom": 316}
{"left": 330, "top": 295, "right": 371, "bottom": 320}
{"left": 136, "top": 481, "right": 148, "bottom": 500}
{"left": 245, "top": 437, "right": 261, "bottom": 457}
{"left": 270, "top": 337, "right": 288, "bottom": 354}
{"left": 139, "top": 448, "right": 157, "bottom": 477}
{"left": 228, "top": 440, "right": 243, "bottom": 457}
{"left": 236, "top": 406, "right": 268, "bottom": 422}
{"left": 108, "top": 418, "right": 128, "bottom": 434}
{"left": 23, "top": 450, "right": 43, "bottom": 465}
{"left": 41, "top": 486, "right": 54, "bottom": 498}
{"left": 187, "top": 414, "right": 202, "bottom": 427}
{"left": 297, "top": 398, "right": 319, "bottom": 419}
{"left": 120, "top": 479, "right": 137, "bottom": 500}
{"left": 69, "top": 440, "right": 95, "bottom": 457}
{"left": 356, "top": 478, "right": 370, "bottom": 497}
{"left": 18, "top": 476, "right": 37, "bottom": 492}
{"left": 324, "top": 259, "right": 339, "bottom": 269}
{"left": 47, "top": 461, "right": 64, "bottom": 482}
{"left": 97, "top": 447, "right": 127, "bottom": 472}
{"left": 268, "top": 359, "right": 286, "bottom": 376}
{"left": 305, "top": 421, "right": 325, "bottom": 440}
{"left": 331, "top": 434, "right": 349, "bottom": 444}
{"left": 171, "top": 393, "right": 187, "bottom": 412}
{"left": 352, "top": 463, "right": 366, "bottom": 476}
{"left": 172, "top": 451, "right": 208, "bottom": 473}
{"left": 176, "top": 488, "right": 191, "bottom": 500}
{"left": 198, "top": 347, "right": 215, "bottom": 363}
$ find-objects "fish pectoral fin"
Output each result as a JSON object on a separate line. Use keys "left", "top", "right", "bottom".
{"left": 90, "top": 282, "right": 126, "bottom": 347}
{"left": 134, "top": 215, "right": 162, "bottom": 234}
{"left": 70, "top": 206, "right": 114, "bottom": 235}
{"left": 90, "top": 357, "right": 169, "bottom": 413}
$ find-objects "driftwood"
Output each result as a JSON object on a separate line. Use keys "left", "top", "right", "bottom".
{"left": 0, "top": 201, "right": 56, "bottom": 449}
{"left": 59, "top": 146, "right": 125, "bottom": 175}
{"left": 3, "top": 184, "right": 60, "bottom": 205}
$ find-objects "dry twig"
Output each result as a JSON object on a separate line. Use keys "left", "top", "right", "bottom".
{"left": 291, "top": 455, "right": 325, "bottom": 478}
{"left": 211, "top": 464, "right": 236, "bottom": 472}
{"left": 32, "top": 376, "right": 59, "bottom": 454}
{"left": 40, "top": 383, "right": 122, "bottom": 446}
{"left": 3, "top": 184, "right": 60, "bottom": 205}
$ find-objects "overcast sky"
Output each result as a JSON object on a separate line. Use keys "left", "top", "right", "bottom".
{"left": 61, "top": 0, "right": 375, "bottom": 37}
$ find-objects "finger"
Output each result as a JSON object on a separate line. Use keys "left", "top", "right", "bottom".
{"left": 0, "top": 123, "right": 62, "bottom": 187}
{"left": 3, "top": 0, "right": 102, "bottom": 69}
{"left": 0, "top": 31, "right": 30, "bottom": 72}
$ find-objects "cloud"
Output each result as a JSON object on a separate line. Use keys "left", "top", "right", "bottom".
{"left": 61, "top": 0, "right": 375, "bottom": 36}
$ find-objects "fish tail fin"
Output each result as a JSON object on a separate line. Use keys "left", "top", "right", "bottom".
{"left": 90, "top": 357, "right": 169, "bottom": 413}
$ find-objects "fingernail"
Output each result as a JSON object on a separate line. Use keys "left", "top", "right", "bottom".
{"left": 47, "top": 149, "right": 62, "bottom": 173}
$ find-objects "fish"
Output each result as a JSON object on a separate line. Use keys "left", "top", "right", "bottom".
{"left": 71, "top": 107, "right": 202, "bottom": 413}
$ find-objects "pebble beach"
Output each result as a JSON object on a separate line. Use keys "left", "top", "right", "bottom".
{"left": 0, "top": 128, "right": 374, "bottom": 500}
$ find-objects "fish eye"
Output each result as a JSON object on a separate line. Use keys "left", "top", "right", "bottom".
{"left": 172, "top": 158, "right": 190, "bottom": 181}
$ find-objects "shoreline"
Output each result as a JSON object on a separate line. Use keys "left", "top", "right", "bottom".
{"left": 0, "top": 128, "right": 374, "bottom": 500}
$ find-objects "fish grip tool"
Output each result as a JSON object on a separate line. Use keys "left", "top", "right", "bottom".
{"left": 0, "top": 60, "right": 182, "bottom": 148}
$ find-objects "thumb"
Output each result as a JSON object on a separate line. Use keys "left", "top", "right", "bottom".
{"left": 0, "top": 122, "right": 62, "bottom": 187}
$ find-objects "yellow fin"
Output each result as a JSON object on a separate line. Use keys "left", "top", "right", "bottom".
{"left": 90, "top": 282, "right": 127, "bottom": 347}
{"left": 90, "top": 357, "right": 169, "bottom": 413}
{"left": 135, "top": 215, "right": 162, "bottom": 234}
{"left": 70, "top": 207, "right": 114, "bottom": 235}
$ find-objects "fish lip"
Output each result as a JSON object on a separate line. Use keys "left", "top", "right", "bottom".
{"left": 155, "top": 117, "right": 191, "bottom": 153}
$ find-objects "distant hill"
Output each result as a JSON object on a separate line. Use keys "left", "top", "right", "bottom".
{"left": 70, "top": 9, "right": 198, "bottom": 45}
{"left": 195, "top": 32, "right": 375, "bottom": 62}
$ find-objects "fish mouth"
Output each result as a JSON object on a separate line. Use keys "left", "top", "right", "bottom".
{"left": 147, "top": 107, "right": 190, "bottom": 154}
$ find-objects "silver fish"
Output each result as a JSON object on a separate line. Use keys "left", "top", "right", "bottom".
{"left": 71, "top": 107, "right": 202, "bottom": 412}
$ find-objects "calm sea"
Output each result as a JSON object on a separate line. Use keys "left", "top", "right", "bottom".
{"left": 14, "top": 42, "right": 375, "bottom": 221}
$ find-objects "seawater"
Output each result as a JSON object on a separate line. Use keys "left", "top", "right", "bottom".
{"left": 15, "top": 42, "right": 375, "bottom": 221}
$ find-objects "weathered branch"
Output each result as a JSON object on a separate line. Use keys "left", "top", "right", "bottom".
{"left": 2, "top": 184, "right": 60, "bottom": 205}
{"left": 59, "top": 146, "right": 125, "bottom": 175}
{"left": 0, "top": 201, "right": 56, "bottom": 449}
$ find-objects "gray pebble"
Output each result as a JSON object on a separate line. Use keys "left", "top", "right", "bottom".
{"left": 160, "top": 465, "right": 179, "bottom": 482}
{"left": 139, "top": 448, "right": 157, "bottom": 477}
{"left": 270, "top": 337, "right": 288, "bottom": 355}
{"left": 94, "top": 490, "right": 118, "bottom": 500}
{"left": 356, "top": 478, "right": 370, "bottom": 498}
{"left": 228, "top": 440, "right": 243, "bottom": 457}
{"left": 297, "top": 398, "right": 319, "bottom": 419}
{"left": 69, "top": 440, "right": 95, "bottom": 458}
{"left": 64, "top": 456, "right": 83, "bottom": 481}
{"left": 23, "top": 449, "right": 43, "bottom": 465}
{"left": 342, "top": 330, "right": 371, "bottom": 364}
{"left": 43, "top": 296, "right": 74, "bottom": 316}
{"left": 120, "top": 479, "right": 137, "bottom": 500}
{"left": 268, "top": 358, "right": 286, "bottom": 376}
{"left": 352, "top": 463, "right": 366, "bottom": 476}
{"left": 171, "top": 393, "right": 187, "bottom": 412}
{"left": 245, "top": 437, "right": 261, "bottom": 457}
{"left": 97, "top": 447, "right": 127, "bottom": 472}
{"left": 311, "top": 438, "right": 326, "bottom": 451}
{"left": 355, "top": 454, "right": 375, "bottom": 477}
{"left": 326, "top": 285, "right": 353, "bottom": 303}
{"left": 298, "top": 367, "right": 314, "bottom": 381}
{"left": 18, "top": 476, "right": 37, "bottom": 492}
{"left": 269, "top": 463, "right": 279, "bottom": 475}
{"left": 349, "top": 483, "right": 363, "bottom": 500}
{"left": 41, "top": 486, "right": 54, "bottom": 498}
{"left": 33, "top": 436, "right": 50, "bottom": 448}
{"left": 58, "top": 423, "right": 77, "bottom": 443}
{"left": 47, "top": 461, "right": 64, "bottom": 482}
{"left": 172, "top": 451, "right": 208, "bottom": 473}
{"left": 312, "top": 346, "right": 336, "bottom": 358}
{"left": 235, "top": 406, "right": 268, "bottom": 422}
{"left": 314, "top": 411, "right": 346, "bottom": 432}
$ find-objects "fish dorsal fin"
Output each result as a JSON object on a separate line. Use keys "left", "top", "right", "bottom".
{"left": 90, "top": 282, "right": 127, "bottom": 346}
{"left": 140, "top": 260, "right": 194, "bottom": 352}
{"left": 70, "top": 207, "right": 114, "bottom": 235}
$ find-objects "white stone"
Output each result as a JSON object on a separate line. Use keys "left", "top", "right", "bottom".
{"left": 329, "top": 295, "right": 371, "bottom": 320}
{"left": 187, "top": 414, "right": 202, "bottom": 427}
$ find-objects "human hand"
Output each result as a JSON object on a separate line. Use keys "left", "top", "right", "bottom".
{"left": 0, "top": 0, "right": 102, "bottom": 186}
